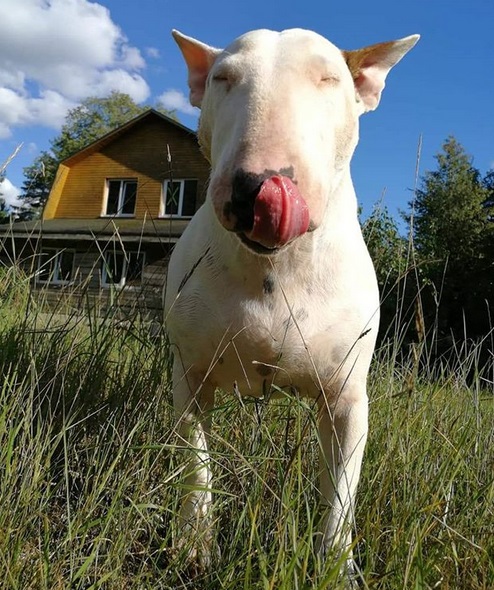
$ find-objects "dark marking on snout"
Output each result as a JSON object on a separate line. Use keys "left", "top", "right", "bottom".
{"left": 229, "top": 167, "right": 296, "bottom": 231}
{"left": 223, "top": 201, "right": 232, "bottom": 222}
{"left": 263, "top": 275, "right": 275, "bottom": 295}
{"left": 230, "top": 170, "right": 262, "bottom": 231}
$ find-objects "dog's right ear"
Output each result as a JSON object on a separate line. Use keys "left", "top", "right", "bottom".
{"left": 172, "top": 30, "right": 222, "bottom": 108}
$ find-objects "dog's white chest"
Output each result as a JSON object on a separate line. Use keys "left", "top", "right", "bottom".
{"left": 172, "top": 288, "right": 314, "bottom": 394}
{"left": 167, "top": 239, "right": 377, "bottom": 398}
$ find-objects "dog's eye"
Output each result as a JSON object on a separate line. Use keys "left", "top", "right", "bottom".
{"left": 309, "top": 55, "right": 340, "bottom": 87}
{"left": 211, "top": 72, "right": 234, "bottom": 92}
{"left": 212, "top": 70, "right": 233, "bottom": 85}
{"left": 319, "top": 74, "right": 340, "bottom": 86}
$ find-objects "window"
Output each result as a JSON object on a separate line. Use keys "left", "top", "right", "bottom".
{"left": 37, "top": 249, "right": 75, "bottom": 285}
{"left": 101, "top": 250, "right": 144, "bottom": 288}
{"left": 104, "top": 179, "right": 137, "bottom": 216}
{"left": 162, "top": 179, "right": 197, "bottom": 218}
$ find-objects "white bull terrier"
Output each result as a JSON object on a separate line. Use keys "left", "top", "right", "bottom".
{"left": 165, "top": 27, "right": 419, "bottom": 573}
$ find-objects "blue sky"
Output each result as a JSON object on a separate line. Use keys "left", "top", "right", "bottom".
{"left": 0, "top": 0, "right": 493, "bottom": 227}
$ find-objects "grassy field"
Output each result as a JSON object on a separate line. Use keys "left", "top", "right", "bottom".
{"left": 0, "top": 265, "right": 493, "bottom": 589}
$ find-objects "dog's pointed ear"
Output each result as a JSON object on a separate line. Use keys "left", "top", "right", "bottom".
{"left": 343, "top": 34, "right": 420, "bottom": 113}
{"left": 172, "top": 30, "right": 222, "bottom": 108}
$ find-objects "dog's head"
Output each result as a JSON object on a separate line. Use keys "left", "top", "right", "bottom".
{"left": 173, "top": 28, "right": 419, "bottom": 255}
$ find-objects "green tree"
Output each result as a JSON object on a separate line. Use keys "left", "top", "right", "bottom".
{"left": 362, "top": 205, "right": 408, "bottom": 340}
{"left": 407, "top": 136, "right": 493, "bottom": 347}
{"left": 0, "top": 175, "right": 9, "bottom": 224}
{"left": 483, "top": 169, "right": 494, "bottom": 216}
{"left": 14, "top": 151, "right": 58, "bottom": 221}
{"left": 16, "top": 92, "right": 177, "bottom": 220}
{"left": 412, "top": 137, "right": 489, "bottom": 265}
{"left": 50, "top": 91, "right": 150, "bottom": 162}
{"left": 0, "top": 203, "right": 8, "bottom": 223}
{"left": 363, "top": 204, "right": 407, "bottom": 286}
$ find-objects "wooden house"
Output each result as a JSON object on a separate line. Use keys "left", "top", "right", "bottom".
{"left": 0, "top": 109, "right": 210, "bottom": 317}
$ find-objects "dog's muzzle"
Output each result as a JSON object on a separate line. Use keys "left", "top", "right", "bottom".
{"left": 229, "top": 171, "right": 310, "bottom": 251}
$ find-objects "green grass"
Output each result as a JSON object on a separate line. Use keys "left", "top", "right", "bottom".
{"left": 0, "top": 266, "right": 493, "bottom": 589}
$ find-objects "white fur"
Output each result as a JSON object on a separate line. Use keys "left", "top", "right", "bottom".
{"left": 165, "top": 27, "right": 419, "bottom": 572}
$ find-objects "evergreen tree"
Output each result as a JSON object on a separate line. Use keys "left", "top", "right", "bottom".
{"left": 483, "top": 169, "right": 494, "bottom": 217}
{"left": 407, "top": 136, "right": 492, "bottom": 347}
{"left": 14, "top": 151, "right": 57, "bottom": 221}
{"left": 412, "top": 137, "right": 488, "bottom": 265}
{"left": 479, "top": 169, "right": 494, "bottom": 308}
{"left": 0, "top": 202, "right": 8, "bottom": 223}
{"left": 0, "top": 174, "right": 9, "bottom": 224}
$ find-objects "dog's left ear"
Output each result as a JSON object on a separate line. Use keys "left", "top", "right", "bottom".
{"left": 172, "top": 30, "right": 222, "bottom": 108}
{"left": 343, "top": 34, "right": 420, "bottom": 113}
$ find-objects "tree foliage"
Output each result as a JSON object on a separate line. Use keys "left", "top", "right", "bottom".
{"left": 14, "top": 151, "right": 58, "bottom": 221}
{"left": 362, "top": 205, "right": 409, "bottom": 340}
{"left": 363, "top": 204, "right": 407, "bottom": 285}
{"left": 412, "top": 137, "right": 490, "bottom": 265}
{"left": 363, "top": 137, "right": 494, "bottom": 367}
{"left": 50, "top": 92, "right": 150, "bottom": 163}
{"left": 0, "top": 174, "right": 9, "bottom": 224}
{"left": 15, "top": 92, "right": 176, "bottom": 220}
{"left": 483, "top": 169, "right": 494, "bottom": 216}
{"left": 0, "top": 203, "right": 8, "bottom": 224}
{"left": 406, "top": 136, "right": 494, "bottom": 355}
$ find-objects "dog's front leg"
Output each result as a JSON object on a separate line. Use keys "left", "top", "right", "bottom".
{"left": 172, "top": 359, "right": 215, "bottom": 566}
{"left": 316, "top": 390, "right": 368, "bottom": 571}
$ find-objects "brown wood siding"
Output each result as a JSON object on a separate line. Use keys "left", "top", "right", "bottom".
{"left": 52, "top": 116, "right": 210, "bottom": 219}
{"left": 0, "top": 235, "right": 172, "bottom": 320}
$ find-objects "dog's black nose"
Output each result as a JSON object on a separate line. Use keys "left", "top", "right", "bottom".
{"left": 230, "top": 170, "right": 264, "bottom": 231}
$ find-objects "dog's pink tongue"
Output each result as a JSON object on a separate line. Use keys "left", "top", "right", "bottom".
{"left": 246, "top": 176, "right": 309, "bottom": 249}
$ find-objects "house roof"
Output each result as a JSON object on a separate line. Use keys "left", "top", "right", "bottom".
{"left": 61, "top": 109, "right": 197, "bottom": 167}
{"left": 0, "top": 218, "right": 189, "bottom": 244}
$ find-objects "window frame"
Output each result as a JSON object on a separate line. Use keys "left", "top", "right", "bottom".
{"left": 36, "top": 248, "right": 75, "bottom": 285}
{"left": 101, "top": 249, "right": 145, "bottom": 289}
{"left": 102, "top": 178, "right": 138, "bottom": 218}
{"left": 160, "top": 178, "right": 198, "bottom": 219}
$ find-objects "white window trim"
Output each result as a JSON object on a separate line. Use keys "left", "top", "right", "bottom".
{"left": 160, "top": 179, "right": 195, "bottom": 219}
{"left": 37, "top": 248, "right": 75, "bottom": 285}
{"left": 101, "top": 250, "right": 145, "bottom": 289}
{"left": 102, "top": 178, "right": 137, "bottom": 218}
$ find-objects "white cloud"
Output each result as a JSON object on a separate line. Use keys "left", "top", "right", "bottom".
{"left": 28, "top": 91, "right": 77, "bottom": 129}
{"left": 0, "top": 123, "right": 12, "bottom": 140}
{"left": 0, "top": 87, "right": 76, "bottom": 138}
{"left": 158, "top": 89, "right": 199, "bottom": 117}
{"left": 145, "top": 47, "right": 161, "bottom": 59}
{"left": 0, "top": 0, "right": 150, "bottom": 136}
{"left": 0, "top": 177, "right": 21, "bottom": 208}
